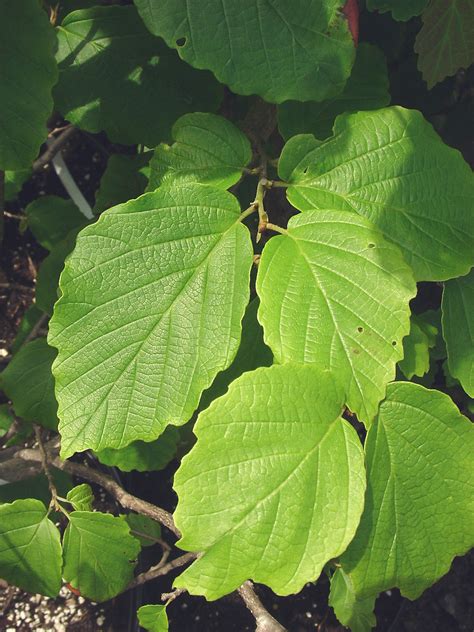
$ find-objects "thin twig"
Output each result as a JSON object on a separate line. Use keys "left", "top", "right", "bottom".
{"left": 13, "top": 447, "right": 180, "bottom": 537}
{"left": 125, "top": 552, "right": 197, "bottom": 592}
{"left": 33, "top": 425, "right": 59, "bottom": 510}
{"left": 238, "top": 581, "right": 287, "bottom": 632}
{"left": 3, "top": 211, "right": 26, "bottom": 220}
{"left": 239, "top": 202, "right": 258, "bottom": 222}
{"left": 32, "top": 125, "right": 77, "bottom": 172}
{"left": 161, "top": 587, "right": 186, "bottom": 603}
{"left": 265, "top": 222, "right": 287, "bottom": 236}
{"left": 20, "top": 313, "right": 49, "bottom": 349}
{"left": 255, "top": 178, "right": 272, "bottom": 243}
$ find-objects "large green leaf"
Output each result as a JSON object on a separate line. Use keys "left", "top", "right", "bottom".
{"left": 0, "top": 338, "right": 58, "bottom": 430}
{"left": 442, "top": 268, "right": 474, "bottom": 397}
{"left": 62, "top": 510, "right": 140, "bottom": 601}
{"left": 340, "top": 382, "right": 474, "bottom": 600}
{"left": 138, "top": 605, "right": 168, "bottom": 632}
{"left": 49, "top": 184, "right": 253, "bottom": 457}
{"left": 25, "top": 196, "right": 86, "bottom": 251}
{"left": 147, "top": 113, "right": 252, "bottom": 191}
{"left": 173, "top": 364, "right": 366, "bottom": 599}
{"left": 134, "top": 0, "right": 355, "bottom": 103}
{"left": 280, "top": 107, "right": 474, "bottom": 281}
{"left": 96, "top": 426, "right": 180, "bottom": 472}
{"left": 329, "top": 569, "right": 376, "bottom": 632}
{"left": 366, "top": 0, "right": 428, "bottom": 21}
{"left": 256, "top": 211, "right": 415, "bottom": 423}
{"left": 415, "top": 0, "right": 474, "bottom": 89}
{"left": 94, "top": 153, "right": 151, "bottom": 215}
{"left": 278, "top": 44, "right": 390, "bottom": 141}
{"left": 0, "top": 0, "right": 57, "bottom": 170}
{"left": 0, "top": 499, "right": 62, "bottom": 597}
{"left": 54, "top": 5, "right": 222, "bottom": 146}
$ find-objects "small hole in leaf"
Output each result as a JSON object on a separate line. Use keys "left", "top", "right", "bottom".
{"left": 392, "top": 341, "right": 397, "bottom": 346}
{"left": 357, "top": 326, "right": 363, "bottom": 333}
{"left": 176, "top": 37, "right": 186, "bottom": 47}
{"left": 368, "top": 243, "right": 375, "bottom": 249}
{"left": 303, "top": 167, "right": 308, "bottom": 174}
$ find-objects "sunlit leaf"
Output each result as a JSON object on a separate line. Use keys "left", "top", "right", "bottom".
{"left": 280, "top": 107, "right": 474, "bottom": 281}
{"left": 257, "top": 211, "right": 415, "bottom": 423}
{"left": 340, "top": 382, "right": 474, "bottom": 599}
{"left": 173, "top": 365, "right": 366, "bottom": 599}
{"left": 49, "top": 184, "right": 253, "bottom": 457}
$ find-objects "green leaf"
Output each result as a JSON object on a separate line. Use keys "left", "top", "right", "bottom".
{"left": 281, "top": 107, "right": 474, "bottom": 281}
{"left": 399, "top": 317, "right": 431, "bottom": 380}
{"left": 94, "top": 153, "right": 151, "bottom": 215}
{"left": 442, "top": 268, "right": 474, "bottom": 397}
{"left": 329, "top": 569, "right": 376, "bottom": 632}
{"left": 277, "top": 44, "right": 390, "bottom": 141}
{"left": 126, "top": 514, "right": 161, "bottom": 547}
{"left": 415, "top": 0, "right": 474, "bottom": 89}
{"left": 366, "top": 0, "right": 428, "bottom": 21}
{"left": 66, "top": 484, "right": 94, "bottom": 512}
{"left": 0, "top": 499, "right": 62, "bottom": 597}
{"left": 417, "top": 309, "right": 445, "bottom": 360}
{"left": 134, "top": 0, "right": 355, "bottom": 103}
{"left": 0, "top": 338, "right": 58, "bottom": 430}
{"left": 49, "top": 184, "right": 253, "bottom": 457}
{"left": 96, "top": 427, "right": 180, "bottom": 472}
{"left": 256, "top": 211, "right": 415, "bottom": 424}
{"left": 36, "top": 229, "right": 80, "bottom": 315}
{"left": 0, "top": 471, "right": 72, "bottom": 505}
{"left": 5, "top": 169, "right": 31, "bottom": 201}
{"left": 340, "top": 382, "right": 474, "bottom": 600}
{"left": 62, "top": 510, "right": 140, "bottom": 601}
{"left": 199, "top": 297, "right": 273, "bottom": 411}
{"left": 0, "top": 0, "right": 57, "bottom": 170}
{"left": 147, "top": 113, "right": 252, "bottom": 191}
{"left": 137, "top": 604, "right": 168, "bottom": 632}
{"left": 25, "top": 196, "right": 86, "bottom": 251}
{"left": 54, "top": 5, "right": 222, "bottom": 146}
{"left": 173, "top": 364, "right": 366, "bottom": 599}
